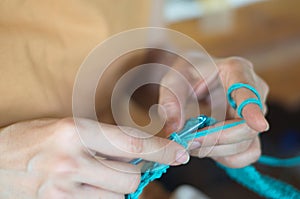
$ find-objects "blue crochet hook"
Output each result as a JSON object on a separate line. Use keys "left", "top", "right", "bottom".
{"left": 130, "top": 116, "right": 207, "bottom": 165}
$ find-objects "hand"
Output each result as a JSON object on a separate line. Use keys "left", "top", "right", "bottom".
{"left": 0, "top": 118, "right": 188, "bottom": 199}
{"left": 159, "top": 56, "right": 269, "bottom": 168}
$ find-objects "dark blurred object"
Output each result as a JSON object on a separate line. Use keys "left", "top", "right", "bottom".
{"left": 263, "top": 103, "right": 300, "bottom": 157}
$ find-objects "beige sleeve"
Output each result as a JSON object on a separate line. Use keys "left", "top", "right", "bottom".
{"left": 0, "top": 0, "right": 155, "bottom": 126}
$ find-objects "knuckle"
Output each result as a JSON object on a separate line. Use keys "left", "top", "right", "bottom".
{"left": 43, "top": 190, "right": 70, "bottom": 199}
{"left": 127, "top": 135, "right": 144, "bottom": 154}
{"left": 262, "top": 80, "right": 270, "bottom": 97}
{"left": 198, "top": 147, "right": 210, "bottom": 158}
{"left": 56, "top": 118, "right": 76, "bottom": 132}
{"left": 222, "top": 156, "right": 242, "bottom": 168}
{"left": 52, "top": 157, "right": 80, "bottom": 174}
{"left": 160, "top": 73, "right": 177, "bottom": 89}
{"left": 53, "top": 118, "right": 80, "bottom": 148}
{"left": 250, "top": 147, "right": 262, "bottom": 163}
{"left": 160, "top": 100, "right": 178, "bottom": 108}
{"left": 262, "top": 80, "right": 269, "bottom": 91}
{"left": 113, "top": 196, "right": 124, "bottom": 199}
{"left": 127, "top": 174, "right": 141, "bottom": 193}
{"left": 229, "top": 56, "right": 253, "bottom": 68}
{"left": 222, "top": 146, "right": 261, "bottom": 168}
{"left": 219, "top": 131, "right": 231, "bottom": 144}
{"left": 248, "top": 129, "right": 259, "bottom": 138}
{"left": 263, "top": 103, "right": 268, "bottom": 115}
{"left": 120, "top": 126, "right": 154, "bottom": 155}
{"left": 219, "top": 56, "right": 253, "bottom": 70}
{"left": 237, "top": 141, "right": 252, "bottom": 153}
{"left": 158, "top": 142, "right": 169, "bottom": 162}
{"left": 38, "top": 181, "right": 72, "bottom": 199}
{"left": 244, "top": 125, "right": 259, "bottom": 138}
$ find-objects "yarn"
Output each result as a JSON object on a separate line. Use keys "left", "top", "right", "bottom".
{"left": 258, "top": 156, "right": 300, "bottom": 167}
{"left": 227, "top": 83, "right": 261, "bottom": 109}
{"left": 220, "top": 164, "right": 300, "bottom": 199}
{"left": 125, "top": 83, "right": 300, "bottom": 199}
{"left": 237, "top": 98, "right": 263, "bottom": 118}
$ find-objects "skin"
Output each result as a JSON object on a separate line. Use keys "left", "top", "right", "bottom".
{"left": 0, "top": 118, "right": 188, "bottom": 199}
{"left": 159, "top": 56, "right": 269, "bottom": 168}
{"left": 0, "top": 53, "right": 269, "bottom": 198}
{"left": 0, "top": 12, "right": 269, "bottom": 197}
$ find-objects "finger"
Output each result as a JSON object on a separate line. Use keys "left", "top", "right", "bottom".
{"left": 229, "top": 81, "right": 268, "bottom": 132}
{"left": 159, "top": 67, "right": 192, "bottom": 134}
{"left": 38, "top": 174, "right": 75, "bottom": 198}
{"left": 242, "top": 103, "right": 269, "bottom": 132}
{"left": 159, "top": 55, "right": 213, "bottom": 135}
{"left": 77, "top": 184, "right": 124, "bottom": 199}
{"left": 212, "top": 136, "right": 261, "bottom": 168}
{"left": 190, "top": 139, "right": 252, "bottom": 158}
{"left": 74, "top": 158, "right": 140, "bottom": 194}
{"left": 159, "top": 57, "right": 218, "bottom": 135}
{"left": 188, "top": 119, "right": 257, "bottom": 148}
{"left": 218, "top": 58, "right": 269, "bottom": 132}
{"left": 76, "top": 119, "right": 189, "bottom": 165}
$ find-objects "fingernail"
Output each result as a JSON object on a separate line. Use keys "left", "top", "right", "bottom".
{"left": 189, "top": 141, "right": 201, "bottom": 150}
{"left": 176, "top": 150, "right": 190, "bottom": 164}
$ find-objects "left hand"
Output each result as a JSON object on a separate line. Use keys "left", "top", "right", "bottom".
{"left": 158, "top": 56, "right": 269, "bottom": 168}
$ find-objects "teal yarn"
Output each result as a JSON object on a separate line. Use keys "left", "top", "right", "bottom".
{"left": 127, "top": 116, "right": 211, "bottom": 199}
{"left": 220, "top": 164, "right": 300, "bottom": 199}
{"left": 237, "top": 98, "right": 263, "bottom": 118}
{"left": 127, "top": 116, "right": 300, "bottom": 199}
{"left": 126, "top": 83, "right": 300, "bottom": 199}
{"left": 185, "top": 120, "right": 246, "bottom": 140}
{"left": 126, "top": 162, "right": 170, "bottom": 199}
{"left": 258, "top": 156, "right": 300, "bottom": 167}
{"left": 222, "top": 83, "right": 300, "bottom": 198}
{"left": 227, "top": 83, "right": 261, "bottom": 110}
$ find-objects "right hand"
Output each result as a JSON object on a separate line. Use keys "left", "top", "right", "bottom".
{"left": 0, "top": 118, "right": 188, "bottom": 199}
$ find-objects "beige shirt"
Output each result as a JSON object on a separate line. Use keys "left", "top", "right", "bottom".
{"left": 0, "top": 0, "right": 157, "bottom": 127}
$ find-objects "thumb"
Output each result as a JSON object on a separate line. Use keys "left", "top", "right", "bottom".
{"left": 159, "top": 80, "right": 187, "bottom": 135}
{"left": 159, "top": 69, "right": 196, "bottom": 135}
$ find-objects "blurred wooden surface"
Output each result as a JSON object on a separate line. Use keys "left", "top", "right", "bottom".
{"left": 168, "top": 0, "right": 300, "bottom": 109}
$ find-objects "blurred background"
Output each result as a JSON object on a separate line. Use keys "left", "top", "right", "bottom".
{"left": 165, "top": 0, "right": 300, "bottom": 109}
{"left": 149, "top": 0, "right": 300, "bottom": 198}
